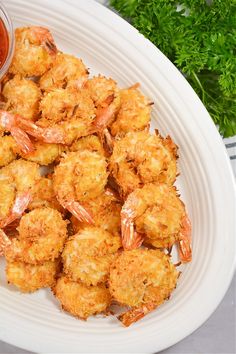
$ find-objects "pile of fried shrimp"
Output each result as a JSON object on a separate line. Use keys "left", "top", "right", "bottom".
{"left": 0, "top": 26, "right": 192, "bottom": 327}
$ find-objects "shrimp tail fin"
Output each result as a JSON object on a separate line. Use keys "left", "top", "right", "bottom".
{"left": 0, "top": 191, "right": 31, "bottom": 228}
{"left": 178, "top": 214, "right": 192, "bottom": 263}
{"left": 10, "top": 126, "right": 35, "bottom": 154}
{"left": 118, "top": 302, "right": 156, "bottom": 327}
{"left": 61, "top": 200, "right": 94, "bottom": 225}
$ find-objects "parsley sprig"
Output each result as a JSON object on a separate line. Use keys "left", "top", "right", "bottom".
{"left": 110, "top": 0, "right": 236, "bottom": 137}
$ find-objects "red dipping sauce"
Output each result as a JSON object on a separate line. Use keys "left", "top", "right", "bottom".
{"left": 0, "top": 18, "right": 9, "bottom": 69}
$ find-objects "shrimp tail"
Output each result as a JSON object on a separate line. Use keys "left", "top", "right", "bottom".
{"left": 60, "top": 199, "right": 94, "bottom": 225}
{"left": 0, "top": 229, "right": 11, "bottom": 256}
{"left": 118, "top": 302, "right": 156, "bottom": 327}
{"left": 178, "top": 214, "right": 192, "bottom": 263}
{"left": 121, "top": 201, "right": 143, "bottom": 250}
{"left": 0, "top": 191, "right": 31, "bottom": 228}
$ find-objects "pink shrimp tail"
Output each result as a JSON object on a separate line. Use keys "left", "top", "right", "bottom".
{"left": 119, "top": 302, "right": 156, "bottom": 327}
{"left": 121, "top": 217, "right": 143, "bottom": 250}
{"left": 61, "top": 200, "right": 94, "bottom": 224}
{"left": 31, "top": 26, "right": 57, "bottom": 55}
{"left": 0, "top": 191, "right": 31, "bottom": 229}
{"left": 0, "top": 229, "right": 11, "bottom": 256}
{"left": 178, "top": 214, "right": 192, "bottom": 263}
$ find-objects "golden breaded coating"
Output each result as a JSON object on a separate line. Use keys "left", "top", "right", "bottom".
{"left": 70, "top": 135, "right": 105, "bottom": 156}
{"left": 109, "top": 249, "right": 179, "bottom": 326}
{"left": 19, "top": 141, "right": 63, "bottom": 165}
{"left": 62, "top": 226, "right": 121, "bottom": 286}
{"left": 0, "top": 174, "right": 15, "bottom": 220}
{"left": 2, "top": 75, "right": 41, "bottom": 120}
{"left": 53, "top": 276, "right": 111, "bottom": 319}
{"left": 9, "top": 27, "right": 56, "bottom": 76}
{"left": 1, "top": 159, "right": 41, "bottom": 192}
{"left": 110, "top": 131, "right": 178, "bottom": 197}
{"left": 5, "top": 207, "right": 68, "bottom": 264}
{"left": 0, "top": 136, "right": 17, "bottom": 168}
{"left": 40, "top": 52, "right": 88, "bottom": 91}
{"left": 6, "top": 260, "right": 59, "bottom": 293}
{"left": 71, "top": 191, "right": 121, "bottom": 235}
{"left": 53, "top": 151, "right": 108, "bottom": 203}
{"left": 28, "top": 177, "right": 63, "bottom": 212}
{"left": 110, "top": 85, "right": 151, "bottom": 137}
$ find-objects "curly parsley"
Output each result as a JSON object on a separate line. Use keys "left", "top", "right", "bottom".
{"left": 110, "top": 0, "right": 236, "bottom": 137}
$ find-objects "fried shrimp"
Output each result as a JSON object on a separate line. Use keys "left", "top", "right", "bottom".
{"left": 53, "top": 275, "right": 111, "bottom": 319}
{"left": 0, "top": 160, "right": 40, "bottom": 227}
{"left": 70, "top": 135, "right": 105, "bottom": 156}
{"left": 19, "top": 88, "right": 96, "bottom": 145}
{"left": 53, "top": 151, "right": 108, "bottom": 223}
{"left": 40, "top": 52, "right": 89, "bottom": 91}
{"left": 71, "top": 189, "right": 121, "bottom": 236}
{"left": 4, "top": 207, "right": 67, "bottom": 264}
{"left": 121, "top": 183, "right": 192, "bottom": 262}
{"left": 110, "top": 84, "right": 151, "bottom": 137}
{"left": 110, "top": 131, "right": 178, "bottom": 197}
{"left": 6, "top": 260, "right": 59, "bottom": 293}
{"left": 28, "top": 177, "right": 63, "bottom": 212}
{"left": 2, "top": 75, "right": 41, "bottom": 121}
{"left": 62, "top": 226, "right": 121, "bottom": 286}
{"left": 9, "top": 26, "right": 57, "bottom": 76}
{"left": 0, "top": 136, "right": 17, "bottom": 167}
{"left": 109, "top": 249, "right": 179, "bottom": 326}
{"left": 19, "top": 141, "right": 63, "bottom": 165}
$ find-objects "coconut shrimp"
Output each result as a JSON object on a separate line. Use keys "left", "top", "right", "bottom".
{"left": 71, "top": 189, "right": 121, "bottom": 236}
{"left": 19, "top": 140, "right": 64, "bottom": 165}
{"left": 0, "top": 136, "right": 17, "bottom": 168}
{"left": 110, "top": 84, "right": 152, "bottom": 137}
{"left": 28, "top": 177, "right": 63, "bottom": 212}
{"left": 53, "top": 151, "right": 108, "bottom": 223}
{"left": 9, "top": 26, "right": 57, "bottom": 76}
{"left": 18, "top": 88, "right": 96, "bottom": 145}
{"left": 0, "top": 110, "right": 35, "bottom": 154}
{"left": 110, "top": 131, "right": 178, "bottom": 197}
{"left": 2, "top": 75, "right": 41, "bottom": 121}
{"left": 121, "top": 183, "right": 192, "bottom": 262}
{"left": 84, "top": 75, "right": 121, "bottom": 151}
{"left": 0, "top": 159, "right": 41, "bottom": 228}
{"left": 69, "top": 134, "right": 105, "bottom": 156}
{"left": 3, "top": 207, "right": 67, "bottom": 264}
{"left": 62, "top": 226, "right": 121, "bottom": 286}
{"left": 6, "top": 260, "right": 59, "bottom": 293}
{"left": 53, "top": 275, "right": 111, "bottom": 319}
{"left": 109, "top": 249, "right": 179, "bottom": 326}
{"left": 40, "top": 52, "right": 89, "bottom": 91}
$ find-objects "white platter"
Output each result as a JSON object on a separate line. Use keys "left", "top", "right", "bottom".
{"left": 0, "top": 0, "right": 235, "bottom": 353}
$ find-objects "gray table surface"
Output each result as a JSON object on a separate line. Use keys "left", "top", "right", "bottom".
{"left": 0, "top": 274, "right": 235, "bottom": 354}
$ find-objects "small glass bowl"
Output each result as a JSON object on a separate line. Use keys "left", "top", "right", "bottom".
{"left": 0, "top": 2, "right": 14, "bottom": 80}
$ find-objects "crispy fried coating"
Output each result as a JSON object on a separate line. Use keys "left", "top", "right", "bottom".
{"left": 110, "top": 131, "right": 178, "bottom": 197}
{"left": 109, "top": 249, "right": 178, "bottom": 312}
{"left": 110, "top": 85, "right": 151, "bottom": 137}
{"left": 19, "top": 141, "right": 63, "bottom": 165}
{"left": 62, "top": 226, "right": 121, "bottom": 286}
{"left": 0, "top": 136, "right": 17, "bottom": 168}
{"left": 71, "top": 191, "right": 121, "bottom": 235}
{"left": 1, "top": 159, "right": 41, "bottom": 192}
{"left": 5, "top": 207, "right": 68, "bottom": 264}
{"left": 9, "top": 27, "right": 56, "bottom": 76}
{"left": 0, "top": 174, "right": 15, "bottom": 220}
{"left": 53, "top": 276, "right": 111, "bottom": 319}
{"left": 28, "top": 177, "right": 63, "bottom": 212}
{"left": 40, "top": 52, "right": 88, "bottom": 91}
{"left": 70, "top": 135, "right": 105, "bottom": 156}
{"left": 38, "top": 88, "right": 96, "bottom": 144}
{"left": 125, "top": 183, "right": 186, "bottom": 248}
{"left": 53, "top": 151, "right": 108, "bottom": 203}
{"left": 6, "top": 260, "right": 59, "bottom": 292}
{"left": 2, "top": 75, "right": 41, "bottom": 120}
